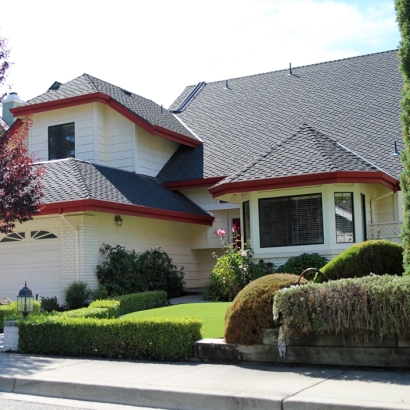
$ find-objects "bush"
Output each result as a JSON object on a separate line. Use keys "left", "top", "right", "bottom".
{"left": 275, "top": 253, "right": 329, "bottom": 280}
{"left": 40, "top": 296, "right": 65, "bottom": 312}
{"left": 203, "top": 231, "right": 275, "bottom": 301}
{"left": 113, "top": 291, "right": 167, "bottom": 316}
{"left": 0, "top": 300, "right": 41, "bottom": 331}
{"left": 96, "top": 244, "right": 185, "bottom": 298}
{"left": 18, "top": 315, "right": 202, "bottom": 361}
{"left": 321, "top": 240, "right": 403, "bottom": 280}
{"left": 273, "top": 275, "right": 410, "bottom": 342}
{"left": 88, "top": 300, "right": 121, "bottom": 318}
{"left": 64, "top": 281, "right": 93, "bottom": 310}
{"left": 60, "top": 307, "right": 112, "bottom": 319}
{"left": 224, "top": 274, "right": 307, "bottom": 345}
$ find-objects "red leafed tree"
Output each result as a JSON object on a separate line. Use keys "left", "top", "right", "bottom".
{"left": 1, "top": 30, "right": 44, "bottom": 234}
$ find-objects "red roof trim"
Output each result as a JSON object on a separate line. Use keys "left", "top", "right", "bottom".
{"left": 163, "top": 177, "right": 225, "bottom": 190}
{"left": 40, "top": 199, "right": 214, "bottom": 226}
{"left": 209, "top": 171, "right": 400, "bottom": 197}
{"left": 11, "top": 93, "right": 200, "bottom": 148}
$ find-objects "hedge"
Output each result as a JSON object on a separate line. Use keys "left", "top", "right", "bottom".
{"left": 88, "top": 300, "right": 121, "bottom": 318}
{"left": 0, "top": 301, "right": 41, "bottom": 331}
{"left": 59, "top": 307, "right": 112, "bottom": 319}
{"left": 18, "top": 315, "right": 202, "bottom": 361}
{"left": 112, "top": 291, "right": 167, "bottom": 315}
{"left": 273, "top": 275, "right": 410, "bottom": 342}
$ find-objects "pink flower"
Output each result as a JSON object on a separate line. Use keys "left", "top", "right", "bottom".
{"left": 217, "top": 229, "right": 226, "bottom": 236}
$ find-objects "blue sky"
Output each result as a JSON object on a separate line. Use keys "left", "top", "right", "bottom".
{"left": 0, "top": 0, "right": 401, "bottom": 107}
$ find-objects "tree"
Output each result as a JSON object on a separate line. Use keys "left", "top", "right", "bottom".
{"left": 0, "top": 30, "right": 44, "bottom": 234}
{"left": 396, "top": 0, "right": 410, "bottom": 275}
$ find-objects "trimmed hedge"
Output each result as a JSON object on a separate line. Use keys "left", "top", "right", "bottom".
{"left": 321, "top": 240, "right": 404, "bottom": 280}
{"left": 0, "top": 301, "right": 41, "bottom": 331}
{"left": 88, "top": 300, "right": 121, "bottom": 318}
{"left": 273, "top": 275, "right": 410, "bottom": 342}
{"left": 113, "top": 291, "right": 167, "bottom": 315}
{"left": 224, "top": 274, "right": 307, "bottom": 345}
{"left": 275, "top": 253, "right": 329, "bottom": 279}
{"left": 18, "top": 316, "right": 202, "bottom": 361}
{"left": 59, "top": 307, "right": 112, "bottom": 319}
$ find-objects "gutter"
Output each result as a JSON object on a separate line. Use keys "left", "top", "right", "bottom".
{"left": 59, "top": 214, "right": 79, "bottom": 281}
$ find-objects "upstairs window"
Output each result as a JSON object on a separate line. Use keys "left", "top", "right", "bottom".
{"left": 48, "top": 122, "right": 75, "bottom": 160}
{"left": 259, "top": 194, "right": 324, "bottom": 248}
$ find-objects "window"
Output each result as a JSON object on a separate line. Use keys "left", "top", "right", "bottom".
{"left": 48, "top": 122, "right": 75, "bottom": 160}
{"left": 259, "top": 194, "right": 323, "bottom": 248}
{"left": 31, "top": 230, "right": 58, "bottom": 240}
{"left": 335, "top": 192, "right": 355, "bottom": 243}
{"left": 0, "top": 232, "right": 25, "bottom": 243}
{"left": 243, "top": 201, "right": 251, "bottom": 245}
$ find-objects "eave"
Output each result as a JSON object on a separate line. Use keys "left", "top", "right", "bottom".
{"left": 209, "top": 171, "right": 400, "bottom": 198}
{"left": 10, "top": 93, "right": 201, "bottom": 148}
{"left": 40, "top": 199, "right": 214, "bottom": 226}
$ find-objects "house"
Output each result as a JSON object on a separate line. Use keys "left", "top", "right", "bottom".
{"left": 0, "top": 50, "right": 404, "bottom": 301}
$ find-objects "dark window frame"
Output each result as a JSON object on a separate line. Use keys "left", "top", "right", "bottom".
{"left": 258, "top": 193, "right": 324, "bottom": 248}
{"left": 243, "top": 201, "right": 251, "bottom": 245}
{"left": 48, "top": 122, "right": 75, "bottom": 160}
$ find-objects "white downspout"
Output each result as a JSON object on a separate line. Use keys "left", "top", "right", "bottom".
{"left": 59, "top": 214, "right": 79, "bottom": 281}
{"left": 370, "top": 192, "right": 394, "bottom": 223}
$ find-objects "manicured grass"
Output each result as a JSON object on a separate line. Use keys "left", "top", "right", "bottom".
{"left": 123, "top": 302, "right": 231, "bottom": 338}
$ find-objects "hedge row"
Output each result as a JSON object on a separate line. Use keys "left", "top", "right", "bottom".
{"left": 112, "top": 291, "right": 167, "bottom": 315}
{"left": 273, "top": 275, "right": 410, "bottom": 342}
{"left": 0, "top": 301, "right": 41, "bottom": 331}
{"left": 18, "top": 316, "right": 202, "bottom": 361}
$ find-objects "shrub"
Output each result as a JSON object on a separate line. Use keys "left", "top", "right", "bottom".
{"left": 60, "top": 307, "right": 111, "bottom": 319}
{"left": 0, "top": 300, "right": 41, "bottom": 331}
{"left": 202, "top": 231, "right": 275, "bottom": 301}
{"left": 321, "top": 240, "right": 403, "bottom": 280}
{"left": 88, "top": 300, "right": 121, "bottom": 318}
{"left": 64, "top": 281, "right": 94, "bottom": 310}
{"left": 18, "top": 315, "right": 202, "bottom": 361}
{"left": 273, "top": 275, "right": 410, "bottom": 342}
{"left": 40, "top": 296, "right": 65, "bottom": 312}
{"left": 224, "top": 273, "right": 307, "bottom": 345}
{"left": 96, "top": 244, "right": 185, "bottom": 298}
{"left": 113, "top": 291, "right": 167, "bottom": 316}
{"left": 275, "top": 253, "right": 329, "bottom": 280}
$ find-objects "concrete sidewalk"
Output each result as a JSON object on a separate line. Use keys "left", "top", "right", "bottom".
{"left": 0, "top": 352, "right": 410, "bottom": 410}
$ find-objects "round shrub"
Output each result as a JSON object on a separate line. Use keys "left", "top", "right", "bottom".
{"left": 64, "top": 281, "right": 93, "bottom": 310}
{"left": 275, "top": 253, "right": 329, "bottom": 279}
{"left": 321, "top": 240, "right": 404, "bottom": 280}
{"left": 224, "top": 273, "right": 307, "bottom": 345}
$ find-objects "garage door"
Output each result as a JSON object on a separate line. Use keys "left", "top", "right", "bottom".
{"left": 0, "top": 229, "right": 61, "bottom": 301}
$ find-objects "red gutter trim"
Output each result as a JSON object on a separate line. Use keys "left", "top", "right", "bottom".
{"left": 40, "top": 199, "right": 214, "bottom": 226}
{"left": 209, "top": 171, "right": 400, "bottom": 197}
{"left": 10, "top": 94, "right": 200, "bottom": 148}
{"left": 163, "top": 177, "right": 225, "bottom": 190}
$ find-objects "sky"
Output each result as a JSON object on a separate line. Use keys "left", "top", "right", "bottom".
{"left": 0, "top": 0, "right": 401, "bottom": 108}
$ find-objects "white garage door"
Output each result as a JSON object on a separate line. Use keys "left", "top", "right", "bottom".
{"left": 0, "top": 229, "right": 61, "bottom": 301}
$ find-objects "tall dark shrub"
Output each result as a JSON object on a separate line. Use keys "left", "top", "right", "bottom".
{"left": 396, "top": 0, "right": 410, "bottom": 275}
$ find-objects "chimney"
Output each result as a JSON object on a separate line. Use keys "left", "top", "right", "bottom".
{"left": 2, "top": 92, "right": 25, "bottom": 126}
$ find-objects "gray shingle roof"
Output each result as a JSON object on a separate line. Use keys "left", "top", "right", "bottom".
{"left": 215, "top": 124, "right": 380, "bottom": 185}
{"left": 169, "top": 50, "right": 403, "bottom": 181}
{"left": 38, "top": 158, "right": 210, "bottom": 217}
{"left": 23, "top": 74, "right": 198, "bottom": 141}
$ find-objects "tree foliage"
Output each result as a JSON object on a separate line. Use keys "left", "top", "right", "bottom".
{"left": 396, "top": 0, "right": 410, "bottom": 275}
{"left": 0, "top": 30, "right": 11, "bottom": 101}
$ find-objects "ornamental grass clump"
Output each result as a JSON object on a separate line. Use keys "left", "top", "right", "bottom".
{"left": 273, "top": 275, "right": 410, "bottom": 342}
{"left": 224, "top": 273, "right": 307, "bottom": 345}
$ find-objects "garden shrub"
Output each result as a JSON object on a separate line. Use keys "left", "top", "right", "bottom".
{"left": 18, "top": 315, "right": 202, "bottom": 361}
{"left": 0, "top": 300, "right": 41, "bottom": 331}
{"left": 275, "top": 253, "right": 329, "bottom": 280}
{"left": 40, "top": 296, "right": 65, "bottom": 312}
{"left": 113, "top": 291, "right": 167, "bottom": 315}
{"left": 59, "top": 307, "right": 111, "bottom": 319}
{"left": 202, "top": 230, "right": 275, "bottom": 301}
{"left": 224, "top": 273, "right": 307, "bottom": 345}
{"left": 88, "top": 299, "right": 121, "bottom": 318}
{"left": 64, "top": 281, "right": 93, "bottom": 310}
{"left": 321, "top": 240, "right": 403, "bottom": 280}
{"left": 96, "top": 244, "right": 185, "bottom": 298}
{"left": 273, "top": 275, "right": 410, "bottom": 342}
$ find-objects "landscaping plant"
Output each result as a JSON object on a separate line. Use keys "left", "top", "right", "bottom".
{"left": 275, "top": 253, "right": 328, "bottom": 280}
{"left": 202, "top": 229, "right": 275, "bottom": 301}
{"left": 64, "top": 281, "right": 93, "bottom": 310}
{"left": 224, "top": 273, "right": 307, "bottom": 345}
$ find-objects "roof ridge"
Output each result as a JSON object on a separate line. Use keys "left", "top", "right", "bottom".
{"left": 187, "top": 49, "right": 398, "bottom": 87}
{"left": 68, "top": 158, "right": 92, "bottom": 199}
{"left": 82, "top": 74, "right": 101, "bottom": 93}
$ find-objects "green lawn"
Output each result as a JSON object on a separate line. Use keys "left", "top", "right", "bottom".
{"left": 123, "top": 302, "right": 231, "bottom": 338}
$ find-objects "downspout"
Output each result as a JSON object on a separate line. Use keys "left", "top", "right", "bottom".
{"left": 59, "top": 214, "right": 80, "bottom": 281}
{"left": 370, "top": 192, "right": 394, "bottom": 223}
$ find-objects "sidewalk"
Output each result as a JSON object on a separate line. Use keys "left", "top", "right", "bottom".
{"left": 0, "top": 353, "right": 410, "bottom": 409}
